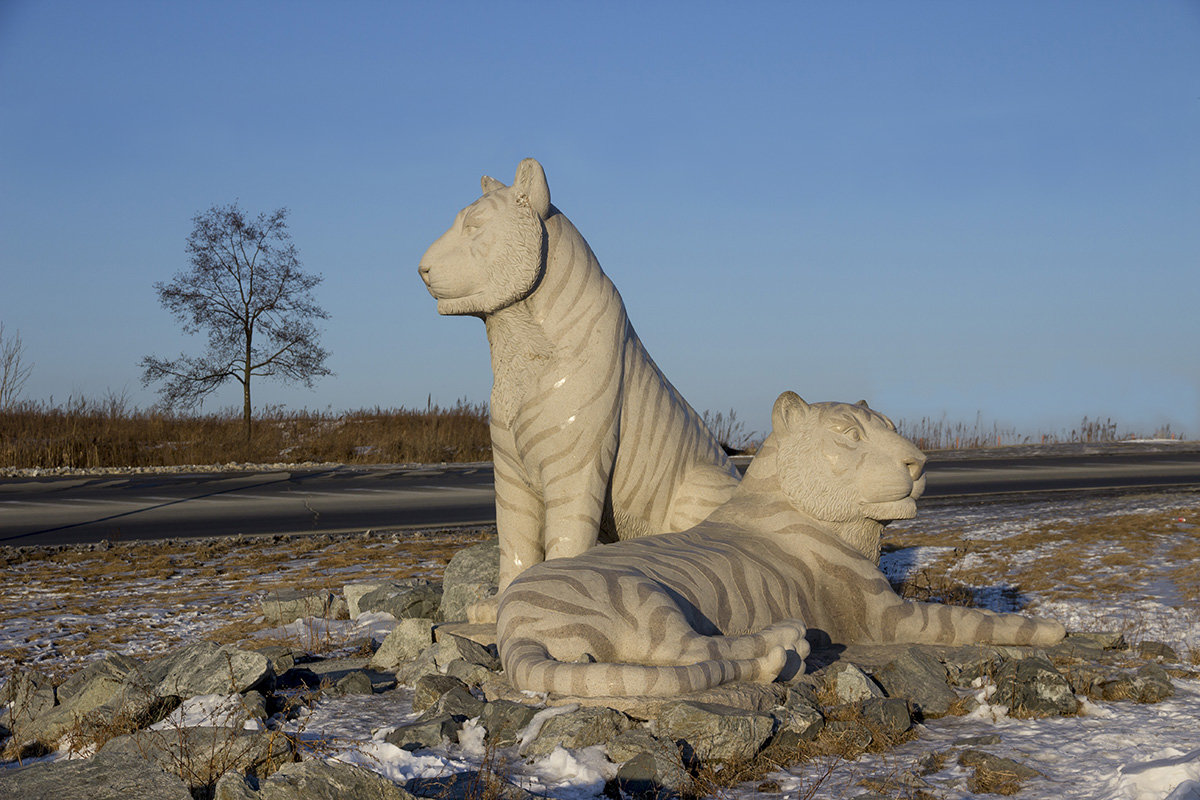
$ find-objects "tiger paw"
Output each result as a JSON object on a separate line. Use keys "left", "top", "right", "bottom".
{"left": 466, "top": 595, "right": 500, "bottom": 624}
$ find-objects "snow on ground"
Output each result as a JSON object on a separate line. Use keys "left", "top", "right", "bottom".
{"left": 3, "top": 491, "right": 1199, "bottom": 798}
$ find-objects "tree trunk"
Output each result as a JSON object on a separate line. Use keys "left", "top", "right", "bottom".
{"left": 243, "top": 333, "right": 253, "bottom": 448}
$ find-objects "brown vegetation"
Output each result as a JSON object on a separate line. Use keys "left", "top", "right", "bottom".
{"left": 0, "top": 396, "right": 490, "bottom": 469}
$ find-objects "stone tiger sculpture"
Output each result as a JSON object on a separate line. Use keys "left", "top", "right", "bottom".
{"left": 419, "top": 158, "right": 740, "bottom": 620}
{"left": 497, "top": 392, "right": 1066, "bottom": 698}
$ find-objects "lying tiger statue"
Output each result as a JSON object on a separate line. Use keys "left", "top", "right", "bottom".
{"left": 419, "top": 158, "right": 740, "bottom": 620}
{"left": 497, "top": 392, "right": 1066, "bottom": 697}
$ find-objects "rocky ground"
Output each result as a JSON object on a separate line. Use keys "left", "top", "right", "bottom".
{"left": 2, "top": 525, "right": 1199, "bottom": 800}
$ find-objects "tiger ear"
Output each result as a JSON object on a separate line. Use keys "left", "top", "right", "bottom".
{"left": 856, "top": 400, "right": 870, "bottom": 409}
{"left": 772, "top": 391, "right": 811, "bottom": 434}
{"left": 513, "top": 158, "right": 551, "bottom": 218}
{"left": 481, "top": 175, "right": 506, "bottom": 194}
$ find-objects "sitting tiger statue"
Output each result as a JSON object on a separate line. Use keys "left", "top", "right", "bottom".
{"left": 419, "top": 158, "right": 740, "bottom": 620}
{"left": 497, "top": 392, "right": 1066, "bottom": 697}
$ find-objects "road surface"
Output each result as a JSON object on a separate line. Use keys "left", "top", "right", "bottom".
{"left": 2, "top": 448, "right": 1199, "bottom": 547}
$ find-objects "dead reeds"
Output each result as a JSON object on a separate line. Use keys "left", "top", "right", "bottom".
{"left": 0, "top": 396, "right": 490, "bottom": 469}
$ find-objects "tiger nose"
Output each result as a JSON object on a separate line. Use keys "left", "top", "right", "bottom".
{"left": 418, "top": 262, "right": 431, "bottom": 285}
{"left": 906, "top": 451, "right": 926, "bottom": 481}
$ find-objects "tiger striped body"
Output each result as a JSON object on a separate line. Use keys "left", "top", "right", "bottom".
{"left": 497, "top": 394, "right": 1066, "bottom": 697}
{"left": 419, "top": 159, "right": 740, "bottom": 613}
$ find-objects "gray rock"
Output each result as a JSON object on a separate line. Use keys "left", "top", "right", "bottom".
{"left": 0, "top": 748, "right": 192, "bottom": 800}
{"left": 444, "top": 659, "right": 493, "bottom": 687}
{"left": 405, "top": 770, "right": 534, "bottom": 800}
{"left": 941, "top": 648, "right": 1004, "bottom": 687}
{"left": 524, "top": 705, "right": 634, "bottom": 759}
{"left": 55, "top": 653, "right": 142, "bottom": 705}
{"left": 216, "top": 759, "right": 416, "bottom": 800}
{"left": 822, "top": 720, "right": 873, "bottom": 754}
{"left": 344, "top": 581, "right": 395, "bottom": 618}
{"left": 434, "top": 634, "right": 500, "bottom": 671}
{"left": 255, "top": 646, "right": 296, "bottom": 675}
{"left": 1102, "top": 663, "right": 1176, "bottom": 703}
{"left": 858, "top": 697, "right": 911, "bottom": 736}
{"left": 825, "top": 663, "right": 885, "bottom": 703}
{"left": 384, "top": 714, "right": 462, "bottom": 751}
{"left": 333, "top": 671, "right": 374, "bottom": 696}
{"left": 392, "top": 647, "right": 441, "bottom": 688}
{"left": 960, "top": 749, "right": 1041, "bottom": 793}
{"left": 993, "top": 657, "right": 1079, "bottom": 717}
{"left": 438, "top": 539, "right": 500, "bottom": 622}
{"left": 140, "top": 641, "right": 274, "bottom": 697}
{"left": 100, "top": 727, "right": 293, "bottom": 790}
{"left": 656, "top": 701, "right": 774, "bottom": 764}
{"left": 1, "top": 670, "right": 56, "bottom": 731}
{"left": 769, "top": 700, "right": 824, "bottom": 750}
{"left": 608, "top": 728, "right": 690, "bottom": 791}
{"left": 1069, "top": 630, "right": 1126, "bottom": 651}
{"left": 411, "top": 674, "right": 471, "bottom": 714}
{"left": 1137, "top": 640, "right": 1179, "bottom": 661}
{"left": 240, "top": 691, "right": 268, "bottom": 720}
{"left": 260, "top": 588, "right": 348, "bottom": 625}
{"left": 359, "top": 582, "right": 443, "bottom": 621}
{"left": 370, "top": 619, "right": 436, "bottom": 670}
{"left": 420, "top": 685, "right": 486, "bottom": 722}
{"left": 477, "top": 699, "right": 539, "bottom": 748}
{"left": 873, "top": 648, "right": 957, "bottom": 719}
{"left": 1045, "top": 636, "right": 1106, "bottom": 663}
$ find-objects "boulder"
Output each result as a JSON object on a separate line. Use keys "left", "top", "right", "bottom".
{"left": 444, "top": 659, "right": 493, "bottom": 687}
{"left": 656, "top": 700, "right": 775, "bottom": 765}
{"left": 369, "top": 619, "right": 436, "bottom": 669}
{"left": 959, "top": 749, "right": 1041, "bottom": 794}
{"left": 872, "top": 648, "right": 957, "bottom": 719}
{"left": 0, "top": 748, "right": 192, "bottom": 800}
{"left": 411, "top": 674, "right": 472, "bottom": 714}
{"left": 1137, "top": 640, "right": 1179, "bottom": 661}
{"left": 768, "top": 697, "right": 824, "bottom": 750}
{"left": 858, "top": 697, "right": 912, "bottom": 737}
{"left": 260, "top": 588, "right": 348, "bottom": 625}
{"left": 523, "top": 705, "right": 634, "bottom": 759}
{"left": 420, "top": 685, "right": 486, "bottom": 722}
{"left": 1, "top": 669, "right": 56, "bottom": 730}
{"left": 405, "top": 770, "right": 534, "bottom": 800}
{"left": 607, "top": 728, "right": 689, "bottom": 791}
{"left": 824, "top": 662, "right": 885, "bottom": 703}
{"left": 343, "top": 581, "right": 395, "bottom": 619}
{"left": 254, "top": 647, "right": 296, "bottom": 676}
{"left": 139, "top": 641, "right": 274, "bottom": 697}
{"left": 1100, "top": 663, "right": 1176, "bottom": 703}
{"left": 477, "top": 699, "right": 539, "bottom": 748}
{"left": 433, "top": 633, "right": 500, "bottom": 672}
{"left": 215, "top": 759, "right": 415, "bottom": 800}
{"left": 100, "top": 727, "right": 293, "bottom": 790}
{"left": 438, "top": 540, "right": 500, "bottom": 623}
{"left": 992, "top": 657, "right": 1078, "bottom": 717}
{"left": 384, "top": 714, "right": 462, "bottom": 751}
{"left": 359, "top": 581, "right": 442, "bottom": 621}
{"left": 333, "top": 671, "right": 374, "bottom": 696}
{"left": 55, "top": 653, "right": 142, "bottom": 705}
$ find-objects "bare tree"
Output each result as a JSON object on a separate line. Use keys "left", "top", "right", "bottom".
{"left": 0, "top": 322, "right": 33, "bottom": 409}
{"left": 141, "top": 203, "right": 331, "bottom": 442}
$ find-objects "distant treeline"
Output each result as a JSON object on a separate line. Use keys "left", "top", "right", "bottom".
{"left": 0, "top": 396, "right": 491, "bottom": 469}
{"left": 897, "top": 413, "right": 1182, "bottom": 451}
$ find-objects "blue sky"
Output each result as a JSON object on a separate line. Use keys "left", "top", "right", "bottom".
{"left": 1, "top": 1, "right": 1197, "bottom": 440}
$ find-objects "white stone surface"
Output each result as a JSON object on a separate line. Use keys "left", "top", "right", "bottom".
{"left": 419, "top": 158, "right": 739, "bottom": 607}
{"left": 496, "top": 393, "right": 1066, "bottom": 697}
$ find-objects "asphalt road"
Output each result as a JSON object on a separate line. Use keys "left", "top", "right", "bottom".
{"left": 2, "top": 448, "right": 1199, "bottom": 547}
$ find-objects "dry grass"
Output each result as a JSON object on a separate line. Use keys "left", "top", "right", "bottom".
{"left": 0, "top": 527, "right": 494, "bottom": 676}
{"left": 0, "top": 395, "right": 490, "bottom": 469}
{"left": 897, "top": 412, "right": 1181, "bottom": 451}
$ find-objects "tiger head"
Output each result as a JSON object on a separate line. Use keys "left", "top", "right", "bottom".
{"left": 418, "top": 158, "right": 553, "bottom": 317}
{"left": 770, "top": 391, "right": 926, "bottom": 561}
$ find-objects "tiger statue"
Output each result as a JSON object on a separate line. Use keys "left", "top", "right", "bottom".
{"left": 419, "top": 158, "right": 740, "bottom": 620}
{"left": 497, "top": 392, "right": 1067, "bottom": 698}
